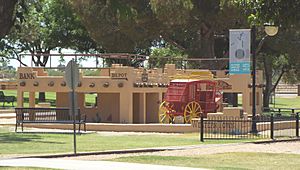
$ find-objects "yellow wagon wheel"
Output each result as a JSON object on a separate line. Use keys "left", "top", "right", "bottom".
{"left": 158, "top": 101, "right": 173, "bottom": 124}
{"left": 184, "top": 101, "right": 202, "bottom": 124}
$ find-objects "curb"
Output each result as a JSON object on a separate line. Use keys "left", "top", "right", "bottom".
{"left": 251, "top": 138, "right": 300, "bottom": 144}
{"left": 17, "top": 148, "right": 169, "bottom": 159}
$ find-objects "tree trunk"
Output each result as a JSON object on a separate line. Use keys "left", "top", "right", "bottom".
{"left": 31, "top": 50, "right": 51, "bottom": 103}
{"left": 263, "top": 56, "right": 273, "bottom": 110}
{"left": 187, "top": 25, "right": 226, "bottom": 70}
{"left": 32, "top": 50, "right": 51, "bottom": 67}
{"left": 0, "top": 0, "right": 18, "bottom": 38}
{"left": 263, "top": 56, "right": 286, "bottom": 111}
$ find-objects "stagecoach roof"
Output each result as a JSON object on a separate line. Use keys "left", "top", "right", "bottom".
{"left": 171, "top": 79, "right": 200, "bottom": 83}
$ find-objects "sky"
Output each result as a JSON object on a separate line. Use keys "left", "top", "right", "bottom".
{"left": 8, "top": 49, "right": 101, "bottom": 68}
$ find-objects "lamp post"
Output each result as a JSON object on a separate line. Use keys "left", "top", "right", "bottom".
{"left": 251, "top": 24, "right": 278, "bottom": 133}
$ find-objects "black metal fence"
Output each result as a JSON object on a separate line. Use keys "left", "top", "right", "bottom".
{"left": 15, "top": 107, "right": 86, "bottom": 132}
{"left": 15, "top": 107, "right": 80, "bottom": 122}
{"left": 199, "top": 113, "right": 299, "bottom": 141}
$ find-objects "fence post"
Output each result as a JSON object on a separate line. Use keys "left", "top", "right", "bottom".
{"left": 200, "top": 116, "right": 204, "bottom": 142}
{"left": 270, "top": 114, "right": 274, "bottom": 140}
{"left": 296, "top": 113, "right": 299, "bottom": 138}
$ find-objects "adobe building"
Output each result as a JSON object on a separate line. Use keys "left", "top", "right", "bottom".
{"left": 16, "top": 64, "right": 263, "bottom": 124}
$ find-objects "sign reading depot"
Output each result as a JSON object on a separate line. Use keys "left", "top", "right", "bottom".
{"left": 19, "top": 73, "right": 36, "bottom": 79}
{"left": 110, "top": 72, "right": 127, "bottom": 80}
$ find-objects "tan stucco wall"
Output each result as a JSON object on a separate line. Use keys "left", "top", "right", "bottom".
{"left": 98, "top": 93, "right": 120, "bottom": 123}
{"left": 133, "top": 93, "right": 146, "bottom": 123}
{"left": 16, "top": 64, "right": 263, "bottom": 124}
{"left": 146, "top": 93, "right": 160, "bottom": 123}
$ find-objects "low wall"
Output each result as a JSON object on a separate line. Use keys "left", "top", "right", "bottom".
{"left": 22, "top": 123, "right": 197, "bottom": 133}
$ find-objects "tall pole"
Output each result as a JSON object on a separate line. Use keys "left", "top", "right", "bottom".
{"left": 251, "top": 25, "right": 257, "bottom": 133}
{"left": 70, "top": 60, "right": 77, "bottom": 155}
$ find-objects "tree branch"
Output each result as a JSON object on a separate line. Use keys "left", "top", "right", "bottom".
{"left": 160, "top": 33, "right": 186, "bottom": 51}
{"left": 0, "top": 53, "right": 28, "bottom": 67}
{"left": 271, "top": 66, "right": 286, "bottom": 92}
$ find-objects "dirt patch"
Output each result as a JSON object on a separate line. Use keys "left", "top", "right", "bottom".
{"left": 62, "top": 141, "right": 300, "bottom": 161}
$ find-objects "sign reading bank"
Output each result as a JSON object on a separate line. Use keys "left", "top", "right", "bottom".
{"left": 229, "top": 29, "right": 251, "bottom": 74}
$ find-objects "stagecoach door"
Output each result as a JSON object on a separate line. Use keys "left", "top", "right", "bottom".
{"left": 189, "top": 84, "right": 196, "bottom": 101}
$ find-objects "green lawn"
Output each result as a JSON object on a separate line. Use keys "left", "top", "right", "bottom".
{"left": 272, "top": 96, "right": 300, "bottom": 108}
{"left": 237, "top": 95, "right": 300, "bottom": 116}
{"left": 0, "top": 167, "right": 55, "bottom": 170}
{"left": 0, "top": 126, "right": 256, "bottom": 156}
{"left": 113, "top": 152, "right": 300, "bottom": 170}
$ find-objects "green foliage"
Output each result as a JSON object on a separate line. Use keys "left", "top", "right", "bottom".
{"left": 46, "top": 69, "right": 64, "bottom": 76}
{"left": 82, "top": 69, "right": 100, "bottom": 76}
{"left": 1, "top": 0, "right": 96, "bottom": 66}
{"left": 258, "top": 0, "right": 300, "bottom": 27}
{"left": 69, "top": 0, "right": 149, "bottom": 53}
{"left": 149, "top": 44, "right": 186, "bottom": 68}
{"left": 70, "top": 0, "right": 248, "bottom": 60}
{"left": 150, "top": 0, "right": 193, "bottom": 26}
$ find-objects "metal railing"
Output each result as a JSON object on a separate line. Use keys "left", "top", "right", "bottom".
{"left": 15, "top": 107, "right": 86, "bottom": 132}
{"left": 199, "top": 113, "right": 299, "bottom": 141}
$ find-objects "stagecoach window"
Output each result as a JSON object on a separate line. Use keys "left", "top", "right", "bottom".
{"left": 189, "top": 85, "right": 196, "bottom": 100}
{"left": 84, "top": 93, "right": 97, "bottom": 108}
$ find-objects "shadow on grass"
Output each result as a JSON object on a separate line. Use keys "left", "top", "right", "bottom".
{"left": 0, "top": 132, "right": 42, "bottom": 143}
{"left": 0, "top": 132, "right": 66, "bottom": 144}
{"left": 16, "top": 131, "right": 86, "bottom": 135}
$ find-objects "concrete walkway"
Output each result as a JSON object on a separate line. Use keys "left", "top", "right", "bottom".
{"left": 0, "top": 158, "right": 205, "bottom": 170}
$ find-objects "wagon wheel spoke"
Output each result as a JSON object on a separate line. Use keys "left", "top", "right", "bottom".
{"left": 187, "top": 105, "right": 192, "bottom": 112}
{"left": 184, "top": 101, "right": 202, "bottom": 124}
{"left": 158, "top": 101, "right": 172, "bottom": 124}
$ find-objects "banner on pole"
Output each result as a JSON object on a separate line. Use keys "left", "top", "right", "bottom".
{"left": 229, "top": 29, "right": 251, "bottom": 74}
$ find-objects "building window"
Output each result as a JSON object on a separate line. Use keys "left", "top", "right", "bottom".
{"left": 85, "top": 93, "right": 97, "bottom": 108}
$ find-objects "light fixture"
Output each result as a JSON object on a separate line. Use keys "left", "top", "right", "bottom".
{"left": 264, "top": 23, "right": 278, "bottom": 36}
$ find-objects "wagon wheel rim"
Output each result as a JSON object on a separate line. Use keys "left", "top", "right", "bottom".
{"left": 184, "top": 101, "right": 202, "bottom": 123}
{"left": 158, "top": 101, "right": 173, "bottom": 124}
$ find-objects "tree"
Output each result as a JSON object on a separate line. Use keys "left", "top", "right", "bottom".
{"left": 69, "top": 0, "right": 248, "bottom": 69}
{"left": 149, "top": 44, "right": 187, "bottom": 69}
{"left": 2, "top": 0, "right": 97, "bottom": 67}
{"left": 253, "top": 1, "right": 300, "bottom": 109}
{"left": 2, "top": 0, "right": 97, "bottom": 102}
{"left": 0, "top": 0, "right": 18, "bottom": 39}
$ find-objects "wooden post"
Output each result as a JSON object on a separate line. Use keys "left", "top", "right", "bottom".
{"left": 29, "top": 92, "right": 36, "bottom": 121}
{"left": 200, "top": 116, "right": 204, "bottom": 142}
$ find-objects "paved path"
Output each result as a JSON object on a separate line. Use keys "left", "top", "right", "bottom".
{"left": 0, "top": 158, "right": 205, "bottom": 170}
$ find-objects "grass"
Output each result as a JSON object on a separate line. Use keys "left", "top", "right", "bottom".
{"left": 0, "top": 167, "right": 55, "bottom": 170}
{"left": 113, "top": 152, "right": 300, "bottom": 170}
{"left": 0, "top": 126, "right": 255, "bottom": 156}
{"left": 238, "top": 95, "right": 300, "bottom": 108}
{"left": 271, "top": 96, "right": 300, "bottom": 108}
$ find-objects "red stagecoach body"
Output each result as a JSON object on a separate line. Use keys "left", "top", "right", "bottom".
{"left": 159, "top": 79, "right": 223, "bottom": 123}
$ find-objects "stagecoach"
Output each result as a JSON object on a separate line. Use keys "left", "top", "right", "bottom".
{"left": 158, "top": 79, "right": 223, "bottom": 123}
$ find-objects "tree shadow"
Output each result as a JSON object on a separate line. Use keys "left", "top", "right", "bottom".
{"left": 0, "top": 132, "right": 66, "bottom": 144}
